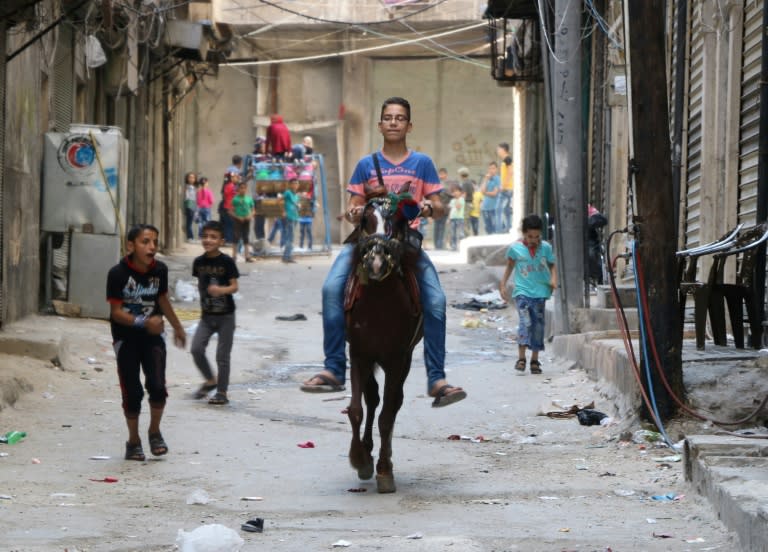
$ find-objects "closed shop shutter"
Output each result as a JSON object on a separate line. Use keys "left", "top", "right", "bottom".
{"left": 683, "top": 4, "right": 704, "bottom": 250}
{"left": 0, "top": 21, "right": 6, "bottom": 323}
{"left": 737, "top": 1, "right": 762, "bottom": 229}
{"left": 52, "top": 25, "right": 74, "bottom": 131}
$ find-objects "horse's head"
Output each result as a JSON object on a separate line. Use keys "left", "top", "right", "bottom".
{"left": 357, "top": 192, "right": 420, "bottom": 282}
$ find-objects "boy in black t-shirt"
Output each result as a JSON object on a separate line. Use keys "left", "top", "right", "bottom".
{"left": 106, "top": 224, "right": 187, "bottom": 461}
{"left": 191, "top": 220, "right": 240, "bottom": 405}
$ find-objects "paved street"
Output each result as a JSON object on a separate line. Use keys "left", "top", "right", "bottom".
{"left": 0, "top": 245, "right": 738, "bottom": 551}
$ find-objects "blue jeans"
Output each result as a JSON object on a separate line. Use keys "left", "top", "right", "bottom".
{"left": 185, "top": 208, "right": 196, "bottom": 240}
{"left": 433, "top": 217, "right": 447, "bottom": 250}
{"left": 197, "top": 207, "right": 211, "bottom": 237}
{"left": 268, "top": 218, "right": 284, "bottom": 246}
{"left": 515, "top": 295, "right": 546, "bottom": 351}
{"left": 497, "top": 190, "right": 513, "bottom": 232}
{"left": 283, "top": 220, "right": 295, "bottom": 260}
{"left": 482, "top": 210, "right": 496, "bottom": 235}
{"left": 322, "top": 245, "right": 447, "bottom": 392}
{"left": 300, "top": 221, "right": 313, "bottom": 249}
{"left": 450, "top": 219, "right": 464, "bottom": 250}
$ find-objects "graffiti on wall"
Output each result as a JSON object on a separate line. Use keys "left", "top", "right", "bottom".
{"left": 452, "top": 133, "right": 497, "bottom": 172}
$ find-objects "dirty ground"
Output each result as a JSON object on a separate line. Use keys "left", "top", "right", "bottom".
{"left": 0, "top": 246, "right": 738, "bottom": 551}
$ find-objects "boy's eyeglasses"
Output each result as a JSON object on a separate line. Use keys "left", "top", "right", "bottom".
{"left": 381, "top": 115, "right": 409, "bottom": 123}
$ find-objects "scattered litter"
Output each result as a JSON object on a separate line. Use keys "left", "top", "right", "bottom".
{"left": 453, "top": 290, "right": 507, "bottom": 310}
{"left": 50, "top": 493, "right": 76, "bottom": 498}
{"left": 633, "top": 429, "right": 663, "bottom": 444}
{"left": 558, "top": 528, "right": 571, "bottom": 532}
{"left": 538, "top": 496, "right": 560, "bottom": 500}
{"left": 685, "top": 538, "right": 706, "bottom": 543}
{"left": 174, "top": 280, "right": 199, "bottom": 303}
{"left": 1, "top": 430, "right": 27, "bottom": 444}
{"left": 241, "top": 496, "right": 263, "bottom": 501}
{"left": 87, "top": 357, "right": 97, "bottom": 364}
{"left": 31, "top": 458, "right": 41, "bottom": 464}
{"left": 90, "top": 455, "right": 110, "bottom": 460}
{"left": 577, "top": 409, "right": 608, "bottom": 426}
{"left": 0, "top": 453, "right": 8, "bottom": 457}
{"left": 347, "top": 488, "right": 366, "bottom": 493}
{"left": 89, "top": 477, "right": 118, "bottom": 483}
{"left": 461, "top": 317, "right": 485, "bottom": 328}
{"left": 176, "top": 524, "right": 244, "bottom": 551}
{"left": 646, "top": 518, "right": 657, "bottom": 524}
{"left": 297, "top": 441, "right": 315, "bottom": 448}
{"left": 42, "top": 391, "right": 55, "bottom": 399}
{"left": 405, "top": 532, "right": 423, "bottom": 539}
{"left": 241, "top": 518, "right": 264, "bottom": 533}
{"left": 650, "top": 493, "right": 684, "bottom": 501}
{"left": 322, "top": 396, "right": 348, "bottom": 402}
{"left": 575, "top": 465, "right": 589, "bottom": 471}
{"left": 544, "top": 401, "right": 595, "bottom": 419}
{"left": 653, "top": 455, "right": 682, "bottom": 463}
{"left": 186, "top": 489, "right": 212, "bottom": 505}
{"left": 613, "top": 489, "right": 635, "bottom": 497}
{"left": 470, "top": 498, "right": 504, "bottom": 504}
{"left": 331, "top": 540, "right": 352, "bottom": 548}
{"left": 598, "top": 472, "right": 616, "bottom": 477}
{"left": 275, "top": 313, "right": 307, "bottom": 321}
{"left": 653, "top": 533, "right": 674, "bottom": 539}
{"left": 495, "top": 451, "right": 507, "bottom": 456}
{"left": 247, "top": 388, "right": 265, "bottom": 395}
{"left": 0, "top": 495, "right": 12, "bottom": 500}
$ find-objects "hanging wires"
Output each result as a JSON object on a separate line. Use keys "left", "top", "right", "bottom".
{"left": 247, "top": 0, "right": 451, "bottom": 26}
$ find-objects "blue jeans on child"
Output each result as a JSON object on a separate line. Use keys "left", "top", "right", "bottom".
{"left": 515, "top": 295, "right": 546, "bottom": 351}
{"left": 299, "top": 220, "right": 313, "bottom": 249}
{"left": 283, "top": 220, "right": 295, "bottom": 260}
{"left": 197, "top": 208, "right": 211, "bottom": 237}
{"left": 321, "top": 244, "right": 447, "bottom": 392}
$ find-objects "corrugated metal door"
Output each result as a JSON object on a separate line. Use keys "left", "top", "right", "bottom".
{"left": 737, "top": 1, "right": 762, "bottom": 229}
{"left": 0, "top": 20, "right": 6, "bottom": 324}
{"left": 51, "top": 24, "right": 75, "bottom": 300}
{"left": 683, "top": 3, "right": 704, "bottom": 249}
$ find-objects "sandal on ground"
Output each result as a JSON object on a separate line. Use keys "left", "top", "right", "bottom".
{"left": 514, "top": 358, "right": 526, "bottom": 372}
{"left": 208, "top": 393, "right": 229, "bottom": 405}
{"left": 529, "top": 360, "right": 543, "bottom": 374}
{"left": 431, "top": 384, "right": 467, "bottom": 408}
{"left": 299, "top": 373, "right": 345, "bottom": 393}
{"left": 148, "top": 432, "right": 168, "bottom": 456}
{"left": 125, "top": 441, "right": 146, "bottom": 461}
{"left": 194, "top": 382, "right": 217, "bottom": 399}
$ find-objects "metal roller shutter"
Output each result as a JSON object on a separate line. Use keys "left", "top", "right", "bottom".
{"left": 737, "top": 1, "right": 762, "bottom": 229}
{"left": 683, "top": 3, "right": 704, "bottom": 250}
{"left": 0, "top": 21, "right": 6, "bottom": 323}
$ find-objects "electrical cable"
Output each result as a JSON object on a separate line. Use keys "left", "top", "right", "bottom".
{"left": 223, "top": 21, "right": 487, "bottom": 66}
{"left": 632, "top": 240, "right": 676, "bottom": 448}
{"left": 251, "top": 0, "right": 451, "bottom": 26}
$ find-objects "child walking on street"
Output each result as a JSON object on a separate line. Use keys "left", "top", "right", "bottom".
{"left": 448, "top": 183, "right": 465, "bottom": 251}
{"left": 191, "top": 221, "right": 240, "bottom": 405}
{"left": 230, "top": 181, "right": 255, "bottom": 262}
{"left": 282, "top": 179, "right": 300, "bottom": 263}
{"left": 499, "top": 214, "right": 557, "bottom": 374}
{"left": 106, "top": 224, "right": 187, "bottom": 461}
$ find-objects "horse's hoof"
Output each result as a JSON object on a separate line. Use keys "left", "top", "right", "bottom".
{"left": 358, "top": 463, "right": 374, "bottom": 481}
{"left": 376, "top": 474, "right": 396, "bottom": 493}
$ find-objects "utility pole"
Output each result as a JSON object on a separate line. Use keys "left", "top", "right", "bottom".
{"left": 625, "top": 1, "right": 683, "bottom": 419}
{"left": 551, "top": 0, "right": 586, "bottom": 333}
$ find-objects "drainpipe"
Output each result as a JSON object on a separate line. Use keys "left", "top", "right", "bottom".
{"left": 671, "top": 0, "right": 687, "bottom": 237}
{"left": 754, "top": 0, "right": 768, "bottom": 347}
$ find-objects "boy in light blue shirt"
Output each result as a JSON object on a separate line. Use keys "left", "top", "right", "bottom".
{"left": 480, "top": 161, "right": 500, "bottom": 234}
{"left": 499, "top": 214, "right": 557, "bottom": 374}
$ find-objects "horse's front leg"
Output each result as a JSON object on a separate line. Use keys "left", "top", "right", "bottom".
{"left": 360, "top": 371, "right": 380, "bottom": 478}
{"left": 348, "top": 353, "right": 375, "bottom": 480}
{"left": 375, "top": 359, "right": 410, "bottom": 493}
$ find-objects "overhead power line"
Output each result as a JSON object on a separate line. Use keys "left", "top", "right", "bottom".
{"left": 247, "top": 0, "right": 452, "bottom": 26}
{"left": 223, "top": 20, "right": 488, "bottom": 67}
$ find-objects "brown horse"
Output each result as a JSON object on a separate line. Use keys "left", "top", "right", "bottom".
{"left": 344, "top": 191, "right": 423, "bottom": 493}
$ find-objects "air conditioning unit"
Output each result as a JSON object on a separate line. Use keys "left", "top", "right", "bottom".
{"left": 165, "top": 20, "right": 210, "bottom": 61}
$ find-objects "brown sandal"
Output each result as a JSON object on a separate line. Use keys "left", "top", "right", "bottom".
{"left": 514, "top": 358, "right": 526, "bottom": 372}
{"left": 529, "top": 360, "right": 542, "bottom": 374}
{"left": 125, "top": 441, "right": 146, "bottom": 461}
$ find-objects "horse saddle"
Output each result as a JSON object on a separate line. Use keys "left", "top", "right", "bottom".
{"left": 343, "top": 268, "right": 421, "bottom": 316}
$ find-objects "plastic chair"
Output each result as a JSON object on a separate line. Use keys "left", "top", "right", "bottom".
{"left": 677, "top": 224, "right": 742, "bottom": 350}
{"left": 709, "top": 222, "right": 768, "bottom": 349}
